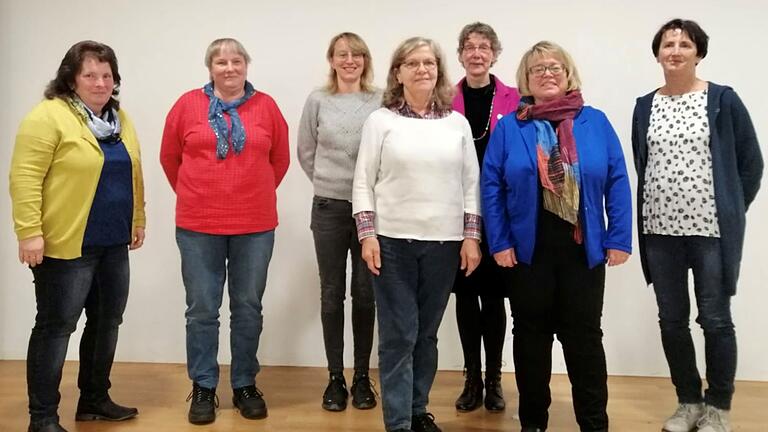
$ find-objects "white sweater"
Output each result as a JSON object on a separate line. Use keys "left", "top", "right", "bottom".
{"left": 352, "top": 108, "right": 480, "bottom": 241}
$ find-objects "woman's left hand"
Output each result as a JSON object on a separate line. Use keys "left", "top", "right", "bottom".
{"left": 606, "top": 249, "right": 629, "bottom": 267}
{"left": 460, "top": 238, "right": 482, "bottom": 276}
{"left": 130, "top": 227, "right": 146, "bottom": 250}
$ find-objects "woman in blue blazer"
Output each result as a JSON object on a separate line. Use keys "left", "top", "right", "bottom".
{"left": 481, "top": 41, "right": 632, "bottom": 432}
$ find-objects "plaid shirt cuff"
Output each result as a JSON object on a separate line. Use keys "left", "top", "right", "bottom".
{"left": 354, "top": 211, "right": 376, "bottom": 241}
{"left": 464, "top": 213, "right": 482, "bottom": 241}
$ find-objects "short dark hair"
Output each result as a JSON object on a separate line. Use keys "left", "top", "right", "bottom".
{"left": 651, "top": 19, "right": 709, "bottom": 59}
{"left": 44, "top": 40, "right": 121, "bottom": 110}
{"left": 457, "top": 22, "right": 502, "bottom": 63}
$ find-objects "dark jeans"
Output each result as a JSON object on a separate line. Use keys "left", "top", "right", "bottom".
{"left": 310, "top": 196, "right": 375, "bottom": 373}
{"left": 645, "top": 234, "right": 736, "bottom": 410}
{"left": 508, "top": 211, "right": 608, "bottom": 431}
{"left": 27, "top": 245, "right": 130, "bottom": 426}
{"left": 374, "top": 236, "right": 460, "bottom": 431}
{"left": 455, "top": 292, "right": 506, "bottom": 373}
{"left": 176, "top": 227, "right": 274, "bottom": 389}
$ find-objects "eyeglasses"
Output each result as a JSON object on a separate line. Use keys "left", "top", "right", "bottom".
{"left": 400, "top": 59, "right": 438, "bottom": 71}
{"left": 528, "top": 63, "right": 565, "bottom": 77}
{"left": 334, "top": 51, "right": 364, "bottom": 60}
{"left": 462, "top": 44, "right": 492, "bottom": 54}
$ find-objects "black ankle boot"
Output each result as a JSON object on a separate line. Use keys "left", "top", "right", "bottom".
{"left": 28, "top": 422, "right": 68, "bottom": 432}
{"left": 75, "top": 395, "right": 138, "bottom": 421}
{"left": 484, "top": 370, "right": 506, "bottom": 411}
{"left": 455, "top": 369, "right": 483, "bottom": 412}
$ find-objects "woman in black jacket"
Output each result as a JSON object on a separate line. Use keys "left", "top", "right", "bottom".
{"left": 631, "top": 18, "right": 763, "bottom": 432}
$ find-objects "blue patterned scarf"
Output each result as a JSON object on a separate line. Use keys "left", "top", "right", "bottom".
{"left": 203, "top": 81, "right": 256, "bottom": 159}
{"left": 67, "top": 96, "right": 122, "bottom": 140}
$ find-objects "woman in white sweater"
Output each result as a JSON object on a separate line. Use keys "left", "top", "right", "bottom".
{"left": 352, "top": 36, "right": 481, "bottom": 432}
{"left": 297, "top": 32, "right": 382, "bottom": 412}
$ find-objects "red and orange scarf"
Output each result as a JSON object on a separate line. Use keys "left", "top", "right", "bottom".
{"left": 517, "top": 91, "right": 585, "bottom": 242}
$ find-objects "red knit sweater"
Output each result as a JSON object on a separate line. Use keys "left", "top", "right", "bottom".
{"left": 160, "top": 89, "right": 289, "bottom": 234}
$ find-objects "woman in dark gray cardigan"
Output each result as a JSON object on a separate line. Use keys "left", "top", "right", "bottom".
{"left": 631, "top": 19, "right": 762, "bottom": 432}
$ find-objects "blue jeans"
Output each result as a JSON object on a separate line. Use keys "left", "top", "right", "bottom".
{"left": 374, "top": 236, "right": 460, "bottom": 431}
{"left": 27, "top": 245, "right": 130, "bottom": 426}
{"left": 310, "top": 196, "right": 375, "bottom": 373}
{"left": 645, "top": 234, "right": 736, "bottom": 410}
{"left": 176, "top": 227, "right": 274, "bottom": 389}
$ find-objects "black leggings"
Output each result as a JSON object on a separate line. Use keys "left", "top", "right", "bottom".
{"left": 455, "top": 292, "right": 507, "bottom": 373}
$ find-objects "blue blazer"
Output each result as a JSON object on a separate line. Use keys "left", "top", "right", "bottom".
{"left": 481, "top": 106, "right": 632, "bottom": 268}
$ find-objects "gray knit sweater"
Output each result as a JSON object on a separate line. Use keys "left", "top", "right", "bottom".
{"left": 297, "top": 88, "right": 383, "bottom": 200}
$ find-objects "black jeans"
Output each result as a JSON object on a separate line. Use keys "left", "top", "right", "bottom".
{"left": 27, "top": 245, "right": 130, "bottom": 426}
{"left": 645, "top": 234, "right": 736, "bottom": 410}
{"left": 310, "top": 196, "right": 375, "bottom": 373}
{"left": 508, "top": 211, "right": 608, "bottom": 431}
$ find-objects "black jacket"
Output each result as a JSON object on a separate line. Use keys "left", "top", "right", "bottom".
{"left": 632, "top": 82, "right": 763, "bottom": 295}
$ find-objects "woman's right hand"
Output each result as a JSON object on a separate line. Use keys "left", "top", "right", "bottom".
{"left": 361, "top": 237, "right": 381, "bottom": 276}
{"left": 493, "top": 248, "right": 517, "bottom": 268}
{"left": 19, "top": 236, "right": 44, "bottom": 267}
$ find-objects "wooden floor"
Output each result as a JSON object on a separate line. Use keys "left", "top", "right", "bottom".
{"left": 0, "top": 361, "right": 765, "bottom": 431}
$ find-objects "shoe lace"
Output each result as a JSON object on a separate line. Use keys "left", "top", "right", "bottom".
{"left": 696, "top": 406, "right": 726, "bottom": 429}
{"left": 669, "top": 403, "right": 701, "bottom": 421}
{"left": 186, "top": 385, "right": 219, "bottom": 407}
{"left": 414, "top": 412, "right": 437, "bottom": 427}
{"left": 238, "top": 385, "right": 264, "bottom": 400}
{"left": 352, "top": 374, "right": 379, "bottom": 398}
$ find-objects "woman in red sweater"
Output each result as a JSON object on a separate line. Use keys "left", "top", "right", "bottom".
{"left": 160, "top": 37, "right": 289, "bottom": 425}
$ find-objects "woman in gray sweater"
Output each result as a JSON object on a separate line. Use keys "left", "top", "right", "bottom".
{"left": 297, "top": 32, "right": 382, "bottom": 412}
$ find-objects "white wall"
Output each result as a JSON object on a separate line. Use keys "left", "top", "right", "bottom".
{"left": 1, "top": 0, "right": 766, "bottom": 380}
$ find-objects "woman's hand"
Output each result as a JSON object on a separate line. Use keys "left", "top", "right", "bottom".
{"left": 361, "top": 237, "right": 381, "bottom": 276}
{"left": 606, "top": 249, "right": 630, "bottom": 267}
{"left": 130, "top": 227, "right": 146, "bottom": 250}
{"left": 493, "top": 248, "right": 517, "bottom": 267}
{"left": 460, "top": 238, "right": 481, "bottom": 276}
{"left": 19, "top": 236, "right": 44, "bottom": 267}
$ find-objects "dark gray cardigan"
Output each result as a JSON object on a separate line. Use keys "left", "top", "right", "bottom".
{"left": 632, "top": 82, "right": 763, "bottom": 295}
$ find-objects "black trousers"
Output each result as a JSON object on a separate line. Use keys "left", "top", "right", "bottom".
{"left": 508, "top": 211, "right": 608, "bottom": 431}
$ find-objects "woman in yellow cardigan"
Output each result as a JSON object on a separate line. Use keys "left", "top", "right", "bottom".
{"left": 9, "top": 40, "right": 145, "bottom": 432}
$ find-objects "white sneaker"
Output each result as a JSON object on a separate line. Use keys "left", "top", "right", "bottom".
{"left": 696, "top": 405, "right": 731, "bottom": 432}
{"left": 662, "top": 403, "right": 704, "bottom": 432}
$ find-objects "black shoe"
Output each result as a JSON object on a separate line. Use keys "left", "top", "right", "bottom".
{"left": 484, "top": 372, "right": 506, "bottom": 412}
{"left": 521, "top": 427, "right": 545, "bottom": 432}
{"left": 186, "top": 383, "right": 217, "bottom": 425}
{"left": 322, "top": 373, "right": 348, "bottom": 411}
{"left": 75, "top": 395, "right": 138, "bottom": 421}
{"left": 412, "top": 412, "right": 441, "bottom": 432}
{"left": 351, "top": 370, "right": 377, "bottom": 409}
{"left": 454, "top": 369, "right": 483, "bottom": 412}
{"left": 28, "top": 422, "right": 68, "bottom": 432}
{"left": 233, "top": 385, "right": 268, "bottom": 419}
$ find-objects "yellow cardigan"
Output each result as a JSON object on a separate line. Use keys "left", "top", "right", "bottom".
{"left": 9, "top": 98, "right": 146, "bottom": 259}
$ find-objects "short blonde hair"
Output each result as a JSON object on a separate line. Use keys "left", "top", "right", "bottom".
{"left": 515, "top": 41, "right": 581, "bottom": 97}
{"left": 204, "top": 38, "right": 251, "bottom": 69}
{"left": 382, "top": 37, "right": 454, "bottom": 110}
{"left": 325, "top": 32, "right": 375, "bottom": 94}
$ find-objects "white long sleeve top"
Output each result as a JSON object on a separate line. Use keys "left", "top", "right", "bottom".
{"left": 352, "top": 108, "right": 480, "bottom": 241}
